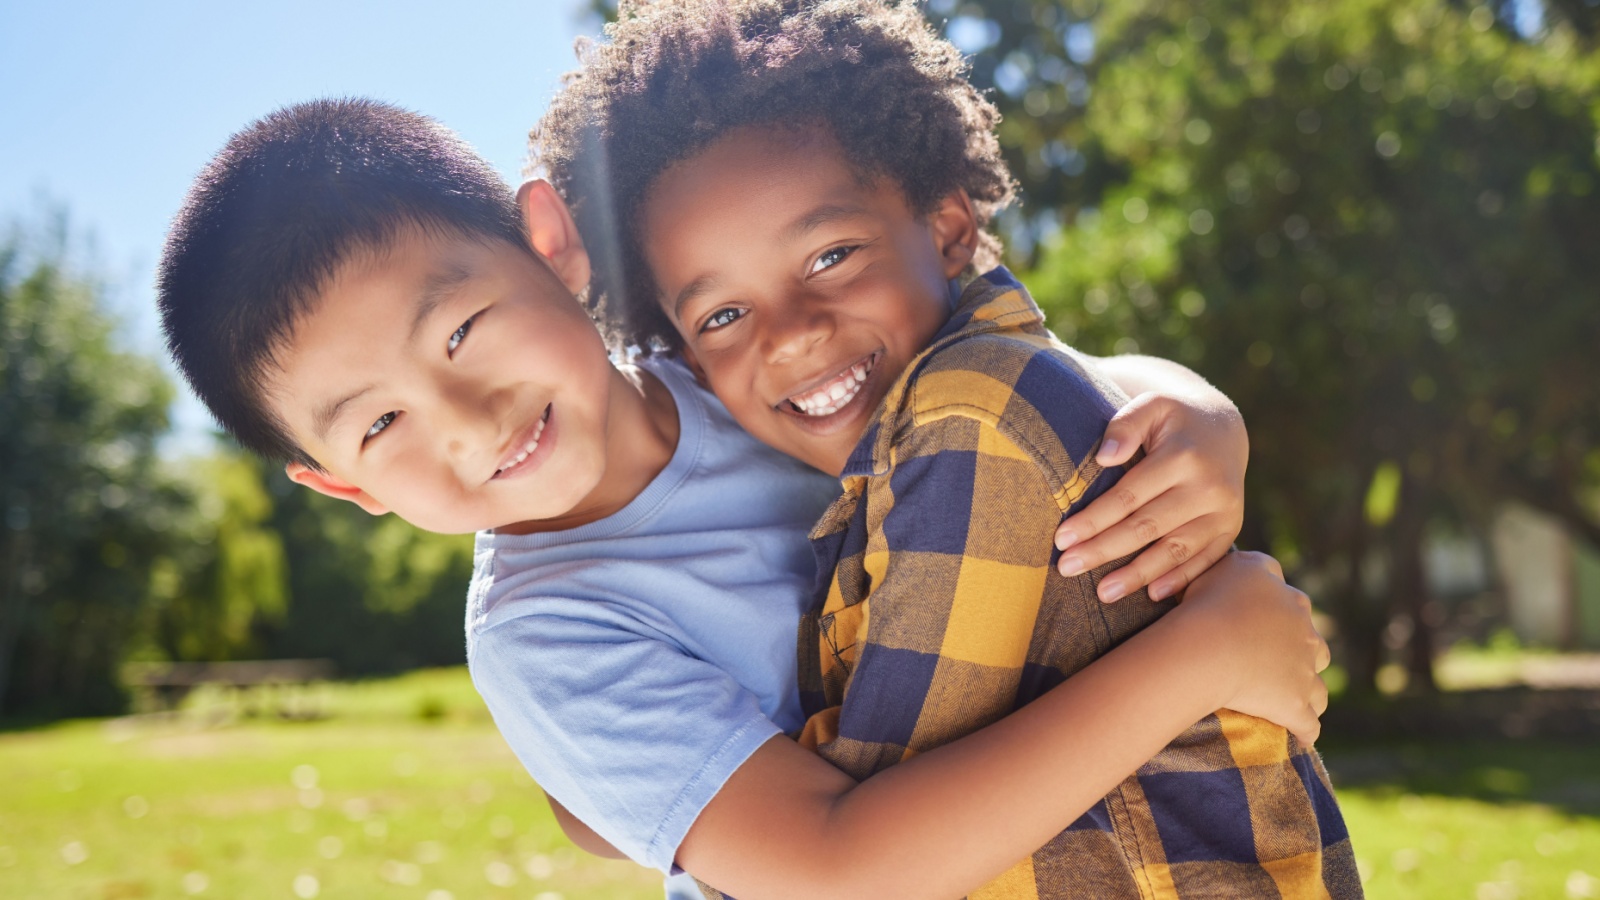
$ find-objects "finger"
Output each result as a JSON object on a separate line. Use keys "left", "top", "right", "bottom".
{"left": 1311, "top": 676, "right": 1329, "bottom": 717}
{"left": 1084, "top": 522, "right": 1224, "bottom": 602}
{"left": 1296, "top": 712, "right": 1321, "bottom": 749}
{"left": 1107, "top": 533, "right": 1234, "bottom": 603}
{"left": 1059, "top": 499, "right": 1210, "bottom": 584}
{"left": 1314, "top": 637, "right": 1332, "bottom": 673}
{"left": 1095, "top": 393, "right": 1174, "bottom": 467}
{"left": 1145, "top": 535, "right": 1236, "bottom": 602}
{"left": 1057, "top": 472, "right": 1170, "bottom": 551}
{"left": 1061, "top": 497, "right": 1188, "bottom": 576}
{"left": 1058, "top": 441, "right": 1214, "bottom": 552}
{"left": 1057, "top": 473, "right": 1188, "bottom": 558}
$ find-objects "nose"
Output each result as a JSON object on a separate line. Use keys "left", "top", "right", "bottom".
{"left": 762, "top": 293, "right": 835, "bottom": 366}
{"left": 433, "top": 375, "right": 509, "bottom": 463}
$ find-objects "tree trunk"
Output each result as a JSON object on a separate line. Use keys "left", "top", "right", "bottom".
{"left": 1393, "top": 478, "right": 1438, "bottom": 693}
{"left": 0, "top": 527, "right": 31, "bottom": 716}
{"left": 1338, "top": 531, "right": 1385, "bottom": 699}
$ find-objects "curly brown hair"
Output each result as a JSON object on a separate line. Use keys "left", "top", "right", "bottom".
{"left": 531, "top": 0, "right": 1016, "bottom": 352}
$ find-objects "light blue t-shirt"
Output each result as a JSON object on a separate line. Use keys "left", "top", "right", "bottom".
{"left": 466, "top": 356, "right": 839, "bottom": 886}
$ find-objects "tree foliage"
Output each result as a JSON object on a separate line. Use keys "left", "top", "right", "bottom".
{"left": 580, "top": 0, "right": 1600, "bottom": 693}
{"left": 142, "top": 452, "right": 289, "bottom": 663}
{"left": 0, "top": 214, "right": 477, "bottom": 719}
{"left": 959, "top": 0, "right": 1600, "bottom": 691}
{"left": 0, "top": 217, "right": 178, "bottom": 716}
{"left": 255, "top": 467, "right": 474, "bottom": 677}
{"left": 143, "top": 451, "right": 475, "bottom": 680}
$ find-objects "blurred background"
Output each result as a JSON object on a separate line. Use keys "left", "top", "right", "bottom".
{"left": 2, "top": 0, "right": 1597, "bottom": 897}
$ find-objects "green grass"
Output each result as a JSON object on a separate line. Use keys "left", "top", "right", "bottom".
{"left": 1323, "top": 738, "right": 1600, "bottom": 899}
{"left": 3, "top": 667, "right": 1598, "bottom": 899}
{"left": 0, "top": 669, "right": 658, "bottom": 900}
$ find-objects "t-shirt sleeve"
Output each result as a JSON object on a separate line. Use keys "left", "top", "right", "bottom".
{"left": 469, "top": 605, "right": 782, "bottom": 872}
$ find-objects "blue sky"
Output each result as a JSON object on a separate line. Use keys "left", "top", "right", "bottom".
{"left": 0, "top": 0, "right": 593, "bottom": 446}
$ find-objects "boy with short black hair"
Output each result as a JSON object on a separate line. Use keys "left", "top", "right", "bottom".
{"left": 160, "top": 97, "right": 532, "bottom": 473}
{"left": 534, "top": 1, "right": 1359, "bottom": 897}
{"left": 159, "top": 96, "right": 1330, "bottom": 900}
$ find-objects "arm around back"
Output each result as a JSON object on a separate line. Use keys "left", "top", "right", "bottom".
{"left": 677, "top": 550, "right": 1328, "bottom": 900}
{"left": 1058, "top": 353, "right": 1250, "bottom": 600}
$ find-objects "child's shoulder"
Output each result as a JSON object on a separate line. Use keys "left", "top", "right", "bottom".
{"left": 906, "top": 326, "right": 1127, "bottom": 441}
{"left": 867, "top": 327, "right": 1123, "bottom": 512}
{"left": 858, "top": 269, "right": 1129, "bottom": 489}
{"left": 902, "top": 269, "right": 1130, "bottom": 426}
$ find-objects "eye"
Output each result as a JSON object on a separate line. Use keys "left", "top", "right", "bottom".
{"left": 448, "top": 313, "right": 479, "bottom": 355}
{"left": 700, "top": 307, "right": 747, "bottom": 333}
{"left": 810, "top": 245, "right": 858, "bottom": 274}
{"left": 364, "top": 411, "right": 397, "bottom": 443}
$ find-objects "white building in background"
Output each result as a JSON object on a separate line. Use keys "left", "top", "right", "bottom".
{"left": 1488, "top": 502, "right": 1600, "bottom": 650}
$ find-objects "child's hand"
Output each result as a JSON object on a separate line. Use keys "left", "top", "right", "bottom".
{"left": 1177, "top": 551, "right": 1330, "bottom": 746}
{"left": 1054, "top": 391, "right": 1248, "bottom": 602}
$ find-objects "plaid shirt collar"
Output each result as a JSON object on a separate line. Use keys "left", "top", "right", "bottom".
{"left": 841, "top": 266, "right": 1045, "bottom": 479}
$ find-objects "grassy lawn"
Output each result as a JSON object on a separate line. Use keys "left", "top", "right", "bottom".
{"left": 1323, "top": 739, "right": 1600, "bottom": 899}
{"left": 0, "top": 669, "right": 659, "bottom": 900}
{"left": 3, "top": 667, "right": 1598, "bottom": 899}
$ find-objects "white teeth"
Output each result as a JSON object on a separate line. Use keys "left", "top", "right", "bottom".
{"left": 787, "top": 357, "right": 875, "bottom": 417}
{"left": 496, "top": 412, "right": 549, "bottom": 475}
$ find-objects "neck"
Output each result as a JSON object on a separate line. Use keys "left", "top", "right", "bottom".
{"left": 497, "top": 363, "right": 680, "bottom": 534}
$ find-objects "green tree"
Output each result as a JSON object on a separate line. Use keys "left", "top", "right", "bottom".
{"left": 0, "top": 216, "right": 179, "bottom": 716}
{"left": 256, "top": 462, "right": 475, "bottom": 676}
{"left": 146, "top": 449, "right": 475, "bottom": 678}
{"left": 142, "top": 451, "right": 289, "bottom": 662}
{"left": 983, "top": 0, "right": 1600, "bottom": 693}
{"left": 586, "top": 0, "right": 1600, "bottom": 693}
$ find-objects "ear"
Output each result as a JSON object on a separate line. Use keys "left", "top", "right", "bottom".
{"left": 285, "top": 462, "right": 390, "bottom": 516}
{"left": 676, "top": 343, "right": 712, "bottom": 389}
{"left": 518, "top": 179, "right": 593, "bottom": 295}
{"left": 928, "top": 189, "right": 980, "bottom": 280}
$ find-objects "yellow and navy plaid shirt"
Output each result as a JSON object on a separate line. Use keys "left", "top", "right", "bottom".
{"left": 780, "top": 269, "right": 1361, "bottom": 899}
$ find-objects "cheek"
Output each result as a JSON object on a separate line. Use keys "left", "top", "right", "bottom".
{"left": 698, "top": 360, "right": 771, "bottom": 430}
{"left": 529, "top": 317, "right": 608, "bottom": 388}
{"left": 710, "top": 370, "right": 760, "bottom": 417}
{"left": 892, "top": 233, "right": 952, "bottom": 312}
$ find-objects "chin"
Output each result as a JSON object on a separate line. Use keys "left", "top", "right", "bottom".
{"left": 779, "top": 440, "right": 846, "bottom": 477}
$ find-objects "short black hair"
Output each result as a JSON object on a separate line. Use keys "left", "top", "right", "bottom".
{"left": 158, "top": 97, "right": 527, "bottom": 468}
{"left": 532, "top": 0, "right": 1016, "bottom": 352}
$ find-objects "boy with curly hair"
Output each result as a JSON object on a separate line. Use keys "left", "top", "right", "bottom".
{"left": 532, "top": 1, "right": 1359, "bottom": 897}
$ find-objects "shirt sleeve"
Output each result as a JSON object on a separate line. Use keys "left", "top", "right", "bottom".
{"left": 804, "top": 365, "right": 1122, "bottom": 780}
{"left": 469, "top": 605, "right": 782, "bottom": 872}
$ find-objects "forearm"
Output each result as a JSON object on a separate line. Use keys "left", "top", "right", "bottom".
{"left": 1092, "top": 352, "right": 1224, "bottom": 402}
{"left": 828, "top": 599, "right": 1233, "bottom": 894}
{"left": 681, "top": 598, "right": 1237, "bottom": 900}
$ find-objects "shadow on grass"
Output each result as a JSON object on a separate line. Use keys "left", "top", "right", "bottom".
{"left": 1320, "top": 687, "right": 1600, "bottom": 820}
{"left": 0, "top": 712, "right": 81, "bottom": 735}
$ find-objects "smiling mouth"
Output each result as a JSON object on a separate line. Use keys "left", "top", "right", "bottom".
{"left": 784, "top": 352, "right": 879, "bottom": 417}
{"left": 494, "top": 404, "right": 552, "bottom": 478}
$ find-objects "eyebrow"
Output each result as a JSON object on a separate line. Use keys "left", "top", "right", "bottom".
{"left": 408, "top": 262, "right": 475, "bottom": 341}
{"left": 671, "top": 275, "right": 722, "bottom": 322}
{"left": 784, "top": 202, "right": 870, "bottom": 241}
{"left": 311, "top": 384, "right": 375, "bottom": 444}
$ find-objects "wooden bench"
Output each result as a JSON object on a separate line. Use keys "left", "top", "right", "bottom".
{"left": 122, "top": 659, "right": 336, "bottom": 719}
